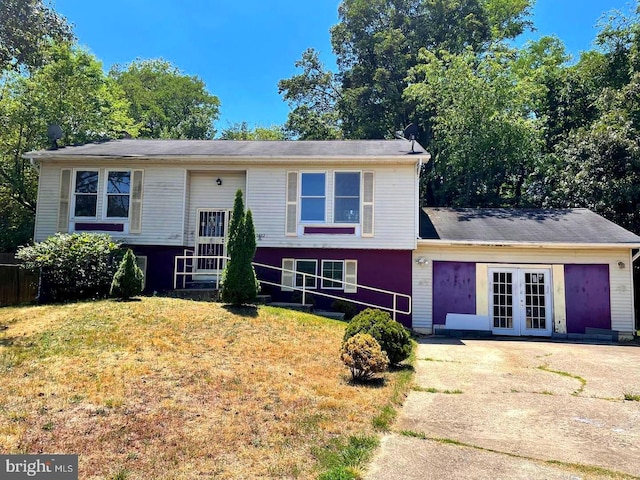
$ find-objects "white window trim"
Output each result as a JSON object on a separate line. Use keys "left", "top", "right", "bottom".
{"left": 71, "top": 168, "right": 99, "bottom": 219}
{"left": 299, "top": 171, "right": 327, "bottom": 224}
{"left": 333, "top": 171, "right": 361, "bottom": 225}
{"left": 321, "top": 260, "right": 345, "bottom": 290}
{"left": 103, "top": 169, "right": 132, "bottom": 220}
{"left": 295, "top": 259, "right": 318, "bottom": 289}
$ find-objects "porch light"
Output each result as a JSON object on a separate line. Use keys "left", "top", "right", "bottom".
{"left": 618, "top": 261, "right": 625, "bottom": 269}
{"left": 415, "top": 257, "right": 428, "bottom": 266}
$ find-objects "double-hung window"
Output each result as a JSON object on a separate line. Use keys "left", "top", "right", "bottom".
{"left": 295, "top": 259, "right": 317, "bottom": 288}
{"left": 334, "top": 172, "right": 360, "bottom": 223}
{"left": 105, "top": 171, "right": 131, "bottom": 218}
{"left": 73, "top": 170, "right": 99, "bottom": 217}
{"left": 322, "top": 260, "right": 344, "bottom": 289}
{"left": 300, "top": 173, "right": 326, "bottom": 222}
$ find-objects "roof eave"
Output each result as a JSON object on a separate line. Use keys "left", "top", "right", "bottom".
{"left": 22, "top": 153, "right": 430, "bottom": 164}
{"left": 417, "top": 239, "right": 640, "bottom": 249}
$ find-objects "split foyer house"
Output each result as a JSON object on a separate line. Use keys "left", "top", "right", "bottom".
{"left": 25, "top": 139, "right": 640, "bottom": 339}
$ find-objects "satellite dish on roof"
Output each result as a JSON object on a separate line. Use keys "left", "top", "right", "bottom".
{"left": 47, "top": 124, "right": 63, "bottom": 150}
{"left": 403, "top": 123, "right": 419, "bottom": 153}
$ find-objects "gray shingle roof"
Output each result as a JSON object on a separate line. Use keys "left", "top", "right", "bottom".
{"left": 421, "top": 208, "right": 640, "bottom": 244}
{"left": 25, "top": 139, "right": 426, "bottom": 159}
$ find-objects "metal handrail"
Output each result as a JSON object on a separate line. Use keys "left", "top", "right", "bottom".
{"left": 173, "top": 254, "right": 411, "bottom": 320}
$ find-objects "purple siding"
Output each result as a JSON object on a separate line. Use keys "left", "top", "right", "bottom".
{"left": 75, "top": 222, "right": 124, "bottom": 232}
{"left": 254, "top": 248, "right": 413, "bottom": 327}
{"left": 564, "top": 264, "right": 611, "bottom": 333}
{"left": 432, "top": 261, "right": 476, "bottom": 325}
{"left": 304, "top": 226, "right": 356, "bottom": 235}
{"left": 127, "top": 245, "right": 186, "bottom": 293}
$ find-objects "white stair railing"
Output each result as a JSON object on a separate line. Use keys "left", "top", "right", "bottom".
{"left": 173, "top": 254, "right": 411, "bottom": 321}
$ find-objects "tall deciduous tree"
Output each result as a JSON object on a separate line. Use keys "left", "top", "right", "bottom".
{"left": 219, "top": 122, "right": 287, "bottom": 140}
{"left": 110, "top": 59, "right": 220, "bottom": 139}
{"left": 0, "top": 0, "right": 73, "bottom": 72}
{"left": 0, "top": 43, "right": 136, "bottom": 250}
{"left": 279, "top": 0, "right": 533, "bottom": 141}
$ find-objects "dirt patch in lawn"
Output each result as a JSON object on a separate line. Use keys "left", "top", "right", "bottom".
{"left": 0, "top": 298, "right": 404, "bottom": 479}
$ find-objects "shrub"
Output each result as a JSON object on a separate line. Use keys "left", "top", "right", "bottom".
{"left": 16, "top": 233, "right": 121, "bottom": 303}
{"left": 343, "top": 308, "right": 412, "bottom": 365}
{"left": 331, "top": 299, "right": 357, "bottom": 320}
{"left": 340, "top": 333, "right": 389, "bottom": 380}
{"left": 110, "top": 249, "right": 144, "bottom": 300}
{"left": 220, "top": 190, "right": 259, "bottom": 306}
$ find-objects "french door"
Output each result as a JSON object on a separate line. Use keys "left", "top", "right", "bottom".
{"left": 195, "top": 209, "right": 229, "bottom": 275}
{"left": 490, "top": 268, "right": 552, "bottom": 336}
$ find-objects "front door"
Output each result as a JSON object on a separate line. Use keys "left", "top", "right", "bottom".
{"left": 195, "top": 209, "right": 229, "bottom": 276}
{"left": 490, "top": 268, "right": 552, "bottom": 336}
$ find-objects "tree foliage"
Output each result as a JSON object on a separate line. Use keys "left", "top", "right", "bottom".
{"left": 110, "top": 59, "right": 220, "bottom": 139}
{"left": 110, "top": 248, "right": 144, "bottom": 300}
{"left": 219, "top": 122, "right": 287, "bottom": 140}
{"left": 0, "top": 0, "right": 73, "bottom": 72}
{"left": 220, "top": 190, "right": 259, "bottom": 306}
{"left": 16, "top": 233, "right": 122, "bottom": 303}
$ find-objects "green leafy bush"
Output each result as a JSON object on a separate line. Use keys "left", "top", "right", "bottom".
{"left": 340, "top": 333, "right": 389, "bottom": 380}
{"left": 16, "top": 233, "right": 121, "bottom": 303}
{"left": 110, "top": 249, "right": 144, "bottom": 300}
{"left": 343, "top": 308, "right": 412, "bottom": 365}
{"left": 331, "top": 299, "right": 357, "bottom": 320}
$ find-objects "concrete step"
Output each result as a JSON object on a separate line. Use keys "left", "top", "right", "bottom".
{"left": 168, "top": 289, "right": 219, "bottom": 301}
{"left": 269, "top": 302, "right": 313, "bottom": 312}
{"left": 434, "top": 327, "right": 493, "bottom": 338}
{"left": 314, "top": 310, "right": 346, "bottom": 321}
{"left": 255, "top": 294, "right": 272, "bottom": 304}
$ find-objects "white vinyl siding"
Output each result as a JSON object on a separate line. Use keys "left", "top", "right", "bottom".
{"left": 246, "top": 165, "right": 415, "bottom": 250}
{"left": 57, "top": 169, "right": 72, "bottom": 232}
{"left": 412, "top": 245, "right": 636, "bottom": 337}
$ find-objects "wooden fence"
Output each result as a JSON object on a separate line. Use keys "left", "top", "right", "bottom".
{"left": 0, "top": 254, "right": 38, "bottom": 306}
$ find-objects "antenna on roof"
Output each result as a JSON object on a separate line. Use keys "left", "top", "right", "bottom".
{"left": 403, "top": 123, "right": 419, "bottom": 153}
{"left": 47, "top": 124, "right": 63, "bottom": 150}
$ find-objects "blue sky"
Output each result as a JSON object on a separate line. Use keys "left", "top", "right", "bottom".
{"left": 54, "top": 0, "right": 634, "bottom": 131}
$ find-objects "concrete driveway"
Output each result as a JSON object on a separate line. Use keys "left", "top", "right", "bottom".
{"left": 367, "top": 338, "right": 640, "bottom": 479}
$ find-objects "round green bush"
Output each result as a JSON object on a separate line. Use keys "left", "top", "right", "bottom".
{"left": 340, "top": 333, "right": 389, "bottom": 380}
{"left": 343, "top": 308, "right": 412, "bottom": 365}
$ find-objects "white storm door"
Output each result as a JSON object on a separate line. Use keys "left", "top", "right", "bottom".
{"left": 490, "top": 268, "right": 518, "bottom": 336}
{"left": 490, "top": 268, "right": 552, "bottom": 336}
{"left": 519, "top": 269, "right": 552, "bottom": 337}
{"left": 195, "top": 209, "right": 229, "bottom": 274}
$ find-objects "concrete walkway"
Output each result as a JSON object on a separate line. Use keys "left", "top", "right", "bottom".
{"left": 367, "top": 338, "right": 640, "bottom": 479}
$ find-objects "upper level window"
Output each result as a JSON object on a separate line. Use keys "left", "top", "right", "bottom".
{"left": 334, "top": 172, "right": 360, "bottom": 223}
{"left": 106, "top": 171, "right": 131, "bottom": 218}
{"left": 300, "top": 173, "right": 325, "bottom": 222}
{"left": 74, "top": 170, "right": 98, "bottom": 217}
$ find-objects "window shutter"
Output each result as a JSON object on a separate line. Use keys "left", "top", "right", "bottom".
{"left": 281, "top": 258, "right": 295, "bottom": 291}
{"left": 285, "top": 171, "right": 298, "bottom": 236}
{"left": 57, "top": 169, "right": 72, "bottom": 232}
{"left": 344, "top": 260, "right": 357, "bottom": 293}
{"left": 362, "top": 171, "right": 374, "bottom": 237}
{"left": 129, "top": 170, "right": 144, "bottom": 234}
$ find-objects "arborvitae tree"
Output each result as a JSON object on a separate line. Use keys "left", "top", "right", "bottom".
{"left": 110, "top": 248, "right": 144, "bottom": 300}
{"left": 220, "top": 190, "right": 259, "bottom": 305}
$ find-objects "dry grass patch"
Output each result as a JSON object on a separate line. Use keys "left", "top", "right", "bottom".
{"left": 0, "top": 298, "right": 408, "bottom": 479}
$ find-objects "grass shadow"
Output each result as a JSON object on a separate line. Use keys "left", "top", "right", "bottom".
{"left": 222, "top": 304, "right": 259, "bottom": 318}
{"left": 345, "top": 375, "right": 387, "bottom": 388}
{"left": 389, "top": 363, "right": 415, "bottom": 373}
{"left": 111, "top": 298, "right": 143, "bottom": 303}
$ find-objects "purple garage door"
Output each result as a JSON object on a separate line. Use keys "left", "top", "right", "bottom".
{"left": 432, "top": 261, "right": 476, "bottom": 325}
{"left": 564, "top": 264, "right": 611, "bottom": 334}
